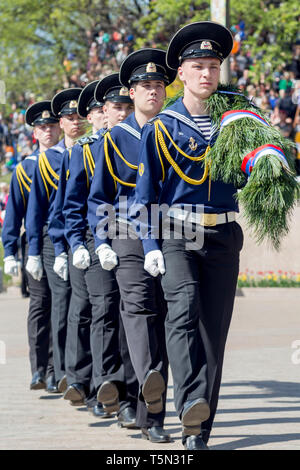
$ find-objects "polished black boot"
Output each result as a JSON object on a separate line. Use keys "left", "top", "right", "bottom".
{"left": 30, "top": 372, "right": 46, "bottom": 390}
{"left": 141, "top": 426, "right": 171, "bottom": 443}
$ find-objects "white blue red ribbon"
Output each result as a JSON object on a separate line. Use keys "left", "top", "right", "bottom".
{"left": 220, "top": 109, "right": 270, "bottom": 131}
{"left": 241, "top": 144, "right": 289, "bottom": 176}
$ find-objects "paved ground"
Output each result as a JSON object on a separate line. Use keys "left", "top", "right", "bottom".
{"left": 0, "top": 286, "right": 300, "bottom": 451}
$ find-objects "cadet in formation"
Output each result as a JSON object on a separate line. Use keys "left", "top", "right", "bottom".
{"left": 55, "top": 75, "right": 139, "bottom": 425}
{"left": 134, "top": 21, "right": 297, "bottom": 450}
{"left": 25, "top": 88, "right": 85, "bottom": 392}
{"left": 87, "top": 48, "right": 176, "bottom": 443}
{"left": 2, "top": 101, "right": 61, "bottom": 392}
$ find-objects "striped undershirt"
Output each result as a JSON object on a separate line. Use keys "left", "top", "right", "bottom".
{"left": 191, "top": 115, "right": 211, "bottom": 142}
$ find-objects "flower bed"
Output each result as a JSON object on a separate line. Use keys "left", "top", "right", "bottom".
{"left": 238, "top": 270, "right": 300, "bottom": 287}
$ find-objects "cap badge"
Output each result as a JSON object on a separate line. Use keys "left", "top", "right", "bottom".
{"left": 200, "top": 41, "right": 213, "bottom": 50}
{"left": 146, "top": 62, "right": 157, "bottom": 73}
{"left": 42, "top": 110, "right": 51, "bottom": 119}
{"left": 189, "top": 137, "right": 198, "bottom": 151}
{"left": 119, "top": 87, "right": 129, "bottom": 96}
{"left": 69, "top": 100, "right": 78, "bottom": 108}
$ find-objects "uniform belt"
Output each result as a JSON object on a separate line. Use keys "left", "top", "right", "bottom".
{"left": 167, "top": 208, "right": 236, "bottom": 227}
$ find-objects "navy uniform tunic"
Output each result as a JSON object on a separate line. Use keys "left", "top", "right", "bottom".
{"left": 26, "top": 139, "right": 66, "bottom": 255}
{"left": 2, "top": 151, "right": 39, "bottom": 257}
{"left": 134, "top": 97, "right": 238, "bottom": 254}
{"left": 134, "top": 96, "right": 244, "bottom": 442}
{"left": 25, "top": 138, "right": 72, "bottom": 384}
{"left": 2, "top": 150, "right": 53, "bottom": 379}
{"left": 88, "top": 112, "right": 168, "bottom": 429}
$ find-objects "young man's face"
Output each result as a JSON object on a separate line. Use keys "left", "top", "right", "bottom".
{"left": 33, "top": 122, "right": 61, "bottom": 149}
{"left": 103, "top": 101, "right": 134, "bottom": 128}
{"left": 130, "top": 80, "right": 166, "bottom": 117}
{"left": 59, "top": 113, "right": 86, "bottom": 138}
{"left": 87, "top": 107, "right": 106, "bottom": 131}
{"left": 178, "top": 57, "right": 221, "bottom": 100}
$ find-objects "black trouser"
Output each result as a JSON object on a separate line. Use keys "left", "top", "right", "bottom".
{"left": 161, "top": 221, "right": 243, "bottom": 439}
{"left": 24, "top": 236, "right": 53, "bottom": 378}
{"left": 66, "top": 257, "right": 93, "bottom": 388}
{"left": 66, "top": 240, "right": 137, "bottom": 411}
{"left": 42, "top": 226, "right": 72, "bottom": 383}
{"left": 112, "top": 237, "right": 168, "bottom": 428}
{"left": 21, "top": 232, "right": 29, "bottom": 296}
{"left": 84, "top": 229, "right": 131, "bottom": 407}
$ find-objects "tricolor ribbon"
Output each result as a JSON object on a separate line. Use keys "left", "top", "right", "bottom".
{"left": 241, "top": 144, "right": 289, "bottom": 176}
{"left": 220, "top": 109, "right": 270, "bottom": 131}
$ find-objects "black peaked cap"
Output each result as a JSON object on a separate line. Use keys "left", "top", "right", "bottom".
{"left": 166, "top": 21, "right": 233, "bottom": 70}
{"left": 119, "top": 48, "right": 177, "bottom": 88}
{"left": 94, "top": 73, "right": 132, "bottom": 104}
{"left": 51, "top": 87, "right": 82, "bottom": 117}
{"left": 25, "top": 100, "right": 59, "bottom": 127}
{"left": 77, "top": 81, "right": 104, "bottom": 118}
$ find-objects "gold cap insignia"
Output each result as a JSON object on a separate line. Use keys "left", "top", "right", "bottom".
{"left": 119, "top": 87, "right": 129, "bottom": 96}
{"left": 42, "top": 110, "right": 51, "bottom": 119}
{"left": 189, "top": 137, "right": 198, "bottom": 151}
{"left": 146, "top": 62, "right": 157, "bottom": 73}
{"left": 200, "top": 41, "right": 213, "bottom": 50}
{"left": 69, "top": 100, "right": 78, "bottom": 108}
{"left": 138, "top": 163, "right": 144, "bottom": 177}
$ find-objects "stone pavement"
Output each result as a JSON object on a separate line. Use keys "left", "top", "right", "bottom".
{"left": 0, "top": 286, "right": 300, "bottom": 450}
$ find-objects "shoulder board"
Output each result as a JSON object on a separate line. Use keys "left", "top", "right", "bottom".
{"left": 24, "top": 155, "right": 37, "bottom": 161}
{"left": 77, "top": 135, "right": 97, "bottom": 146}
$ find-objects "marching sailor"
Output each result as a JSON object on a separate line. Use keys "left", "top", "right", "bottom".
{"left": 25, "top": 88, "right": 85, "bottom": 392}
{"left": 134, "top": 21, "right": 297, "bottom": 450}
{"left": 87, "top": 49, "right": 176, "bottom": 442}
{"left": 2, "top": 101, "right": 61, "bottom": 392}
{"left": 61, "top": 75, "right": 138, "bottom": 424}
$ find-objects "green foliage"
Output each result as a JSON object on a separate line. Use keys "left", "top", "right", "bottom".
{"left": 0, "top": 0, "right": 143, "bottom": 104}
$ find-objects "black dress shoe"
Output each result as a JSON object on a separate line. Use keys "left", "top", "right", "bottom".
{"left": 57, "top": 375, "right": 67, "bottom": 393}
{"left": 181, "top": 398, "right": 210, "bottom": 435}
{"left": 183, "top": 435, "right": 209, "bottom": 450}
{"left": 64, "top": 383, "right": 86, "bottom": 405}
{"left": 97, "top": 381, "right": 119, "bottom": 413}
{"left": 142, "top": 370, "right": 165, "bottom": 414}
{"left": 87, "top": 403, "right": 112, "bottom": 419}
{"left": 46, "top": 375, "right": 59, "bottom": 393}
{"left": 30, "top": 372, "right": 46, "bottom": 390}
{"left": 117, "top": 406, "right": 138, "bottom": 429}
{"left": 141, "top": 426, "right": 171, "bottom": 443}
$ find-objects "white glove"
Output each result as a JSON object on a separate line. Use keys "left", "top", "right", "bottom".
{"left": 144, "top": 250, "right": 165, "bottom": 277}
{"left": 26, "top": 255, "right": 43, "bottom": 281}
{"left": 53, "top": 252, "right": 69, "bottom": 281}
{"left": 4, "top": 256, "right": 19, "bottom": 276}
{"left": 96, "top": 243, "right": 118, "bottom": 271}
{"left": 73, "top": 245, "right": 91, "bottom": 270}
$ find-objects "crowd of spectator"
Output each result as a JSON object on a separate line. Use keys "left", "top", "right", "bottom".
{"left": 61, "top": 20, "right": 136, "bottom": 89}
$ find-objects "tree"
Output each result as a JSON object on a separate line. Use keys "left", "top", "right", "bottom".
{"left": 0, "top": 0, "right": 145, "bottom": 108}
{"left": 230, "top": 0, "right": 300, "bottom": 82}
